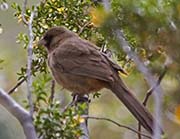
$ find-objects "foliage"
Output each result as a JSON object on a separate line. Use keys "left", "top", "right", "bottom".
{"left": 110, "top": 0, "right": 180, "bottom": 74}
{"left": 34, "top": 102, "right": 84, "bottom": 139}
{"left": 32, "top": 74, "right": 86, "bottom": 139}
{"left": 0, "top": 59, "right": 4, "bottom": 70}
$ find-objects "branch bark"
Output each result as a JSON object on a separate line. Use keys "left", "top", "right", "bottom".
{"left": 115, "top": 28, "right": 163, "bottom": 139}
{"left": 0, "top": 88, "right": 37, "bottom": 139}
{"left": 49, "top": 79, "right": 55, "bottom": 103}
{"left": 138, "top": 69, "right": 167, "bottom": 139}
{"left": 102, "top": 1, "right": 164, "bottom": 139}
{"left": 83, "top": 116, "right": 151, "bottom": 139}
{"left": 76, "top": 95, "right": 89, "bottom": 139}
{"left": 8, "top": 78, "right": 26, "bottom": 95}
{"left": 26, "top": 6, "right": 35, "bottom": 117}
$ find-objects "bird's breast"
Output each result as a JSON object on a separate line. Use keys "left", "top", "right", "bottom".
{"left": 48, "top": 54, "right": 106, "bottom": 94}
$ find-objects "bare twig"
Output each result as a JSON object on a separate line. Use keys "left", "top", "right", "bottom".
{"left": 102, "top": 0, "right": 110, "bottom": 11}
{"left": 8, "top": 78, "right": 26, "bottom": 95}
{"left": 102, "top": 1, "right": 164, "bottom": 138}
{"left": 78, "top": 21, "right": 91, "bottom": 35}
{"left": 61, "top": 94, "right": 77, "bottom": 113}
{"left": 8, "top": 65, "right": 41, "bottom": 95}
{"left": 138, "top": 69, "right": 167, "bottom": 139}
{"left": 83, "top": 116, "right": 151, "bottom": 139}
{"left": 138, "top": 124, "right": 142, "bottom": 139}
{"left": 62, "top": 94, "right": 89, "bottom": 139}
{"left": 24, "top": 0, "right": 40, "bottom": 117}
{"left": 26, "top": 8, "right": 35, "bottom": 117}
{"left": 49, "top": 79, "right": 55, "bottom": 103}
{"left": 143, "top": 69, "right": 167, "bottom": 106}
{"left": 62, "top": 95, "right": 89, "bottom": 139}
{"left": 0, "top": 88, "right": 37, "bottom": 139}
{"left": 77, "top": 95, "right": 89, "bottom": 139}
{"left": 22, "top": 0, "right": 28, "bottom": 25}
{"left": 115, "top": 28, "right": 163, "bottom": 139}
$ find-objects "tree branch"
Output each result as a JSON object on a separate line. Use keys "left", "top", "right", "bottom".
{"left": 49, "top": 79, "right": 55, "bottom": 103}
{"left": 8, "top": 78, "right": 26, "bottom": 95}
{"left": 26, "top": 10, "right": 34, "bottom": 117}
{"left": 78, "top": 21, "right": 91, "bottom": 35}
{"left": 138, "top": 124, "right": 142, "bottom": 139}
{"left": 83, "top": 116, "right": 151, "bottom": 139}
{"left": 102, "top": 1, "right": 164, "bottom": 138}
{"left": 22, "top": 0, "right": 28, "bottom": 25}
{"left": 76, "top": 95, "right": 89, "bottom": 139}
{"left": 62, "top": 95, "right": 90, "bottom": 139}
{"left": 0, "top": 88, "right": 37, "bottom": 139}
{"left": 115, "top": 28, "right": 163, "bottom": 139}
{"left": 143, "top": 69, "right": 167, "bottom": 106}
{"left": 25, "top": 0, "right": 40, "bottom": 117}
{"left": 8, "top": 65, "right": 42, "bottom": 95}
{"left": 138, "top": 68, "right": 167, "bottom": 139}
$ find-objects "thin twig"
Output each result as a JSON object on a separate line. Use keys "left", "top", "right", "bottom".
{"left": 26, "top": 1, "right": 37, "bottom": 117}
{"left": 22, "top": 0, "right": 28, "bottom": 25}
{"left": 8, "top": 78, "right": 26, "bottom": 94}
{"left": 78, "top": 21, "right": 91, "bottom": 35}
{"left": 138, "top": 123, "right": 142, "bottom": 139}
{"left": 62, "top": 95, "right": 90, "bottom": 139}
{"left": 102, "top": 1, "right": 164, "bottom": 138}
{"left": 61, "top": 94, "right": 78, "bottom": 113}
{"left": 115, "top": 29, "right": 164, "bottom": 139}
{"left": 77, "top": 95, "right": 89, "bottom": 139}
{"left": 8, "top": 65, "right": 41, "bottom": 95}
{"left": 26, "top": 14, "right": 34, "bottom": 117}
{"left": 49, "top": 79, "right": 55, "bottom": 103}
{"left": 138, "top": 68, "right": 167, "bottom": 139}
{"left": 143, "top": 69, "right": 167, "bottom": 106}
{"left": 25, "top": 0, "right": 44, "bottom": 118}
{"left": 83, "top": 116, "right": 152, "bottom": 139}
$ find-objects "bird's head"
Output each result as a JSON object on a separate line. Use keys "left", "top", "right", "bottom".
{"left": 38, "top": 26, "right": 76, "bottom": 51}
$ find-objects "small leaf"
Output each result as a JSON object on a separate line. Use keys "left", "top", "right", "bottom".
{"left": 56, "top": 7, "right": 65, "bottom": 13}
{"left": 93, "top": 92, "right": 101, "bottom": 98}
{"left": 90, "top": 7, "right": 109, "bottom": 27}
{"left": 175, "top": 105, "right": 180, "bottom": 124}
{"left": 0, "top": 59, "right": 4, "bottom": 64}
{"left": 0, "top": 27, "right": 3, "bottom": 34}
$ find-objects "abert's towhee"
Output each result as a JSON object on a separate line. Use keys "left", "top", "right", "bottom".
{"left": 38, "top": 26, "right": 156, "bottom": 134}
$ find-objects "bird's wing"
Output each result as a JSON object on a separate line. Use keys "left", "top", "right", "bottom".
{"left": 51, "top": 38, "right": 116, "bottom": 82}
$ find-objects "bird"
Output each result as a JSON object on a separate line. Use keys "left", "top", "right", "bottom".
{"left": 38, "top": 26, "right": 156, "bottom": 134}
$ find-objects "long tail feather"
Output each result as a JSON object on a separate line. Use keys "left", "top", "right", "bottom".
{"left": 110, "top": 78, "right": 154, "bottom": 134}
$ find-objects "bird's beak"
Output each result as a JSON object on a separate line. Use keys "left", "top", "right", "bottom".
{"left": 38, "top": 38, "right": 46, "bottom": 46}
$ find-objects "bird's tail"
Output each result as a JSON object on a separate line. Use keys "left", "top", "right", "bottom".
{"left": 109, "top": 77, "right": 154, "bottom": 134}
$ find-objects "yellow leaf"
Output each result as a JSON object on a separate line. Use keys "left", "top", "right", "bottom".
{"left": 175, "top": 105, "right": 180, "bottom": 124}
{"left": 90, "top": 7, "right": 109, "bottom": 27}
{"left": 0, "top": 27, "right": 3, "bottom": 34}
{"left": 17, "top": 14, "right": 22, "bottom": 23}
{"left": 177, "top": 4, "right": 180, "bottom": 17}
{"left": 42, "top": 24, "right": 49, "bottom": 29}
{"left": 78, "top": 117, "right": 85, "bottom": 123}
{"left": 73, "top": 115, "right": 85, "bottom": 123}
{"left": 57, "top": 7, "right": 65, "bottom": 14}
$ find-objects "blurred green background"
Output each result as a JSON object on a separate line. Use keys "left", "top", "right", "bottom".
{"left": 0, "top": 0, "right": 180, "bottom": 139}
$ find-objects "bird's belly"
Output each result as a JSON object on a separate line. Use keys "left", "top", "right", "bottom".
{"left": 51, "top": 68, "right": 106, "bottom": 95}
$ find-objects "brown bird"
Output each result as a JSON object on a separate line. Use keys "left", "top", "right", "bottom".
{"left": 38, "top": 26, "right": 155, "bottom": 134}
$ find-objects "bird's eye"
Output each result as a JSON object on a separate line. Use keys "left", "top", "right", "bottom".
{"left": 43, "top": 35, "right": 48, "bottom": 40}
{"left": 43, "top": 35, "right": 53, "bottom": 47}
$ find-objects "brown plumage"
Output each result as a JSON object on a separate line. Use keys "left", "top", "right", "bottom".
{"left": 38, "top": 26, "right": 156, "bottom": 134}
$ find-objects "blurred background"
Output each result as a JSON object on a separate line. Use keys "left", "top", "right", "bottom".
{"left": 0, "top": 0, "right": 180, "bottom": 139}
